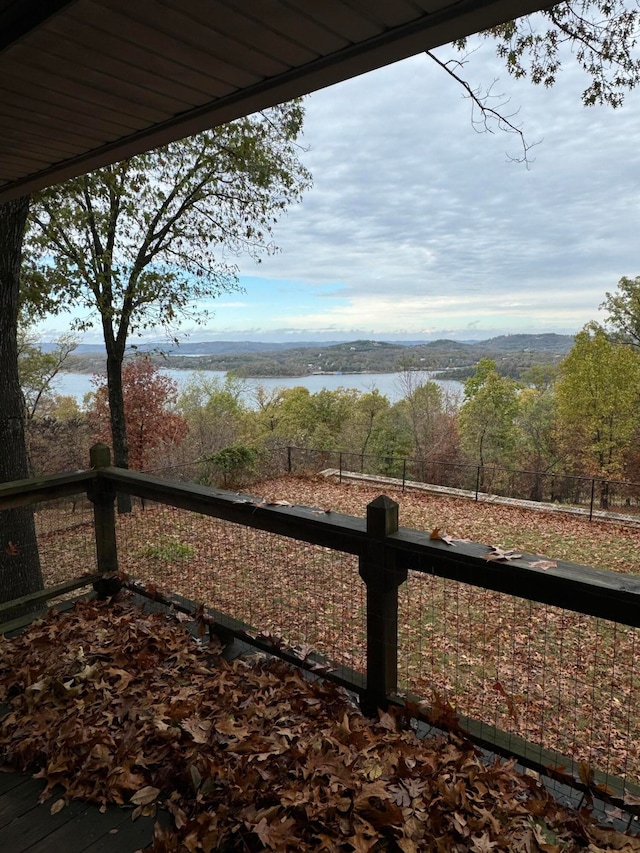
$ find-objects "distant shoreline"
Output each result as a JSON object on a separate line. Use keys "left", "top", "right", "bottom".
{"left": 54, "top": 369, "right": 465, "bottom": 407}
{"left": 61, "top": 333, "right": 572, "bottom": 382}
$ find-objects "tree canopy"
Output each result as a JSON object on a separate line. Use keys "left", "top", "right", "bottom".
{"left": 25, "top": 101, "right": 312, "bottom": 477}
{"left": 458, "top": 358, "right": 521, "bottom": 469}
{"left": 90, "top": 358, "right": 188, "bottom": 472}
{"left": 445, "top": 1, "right": 640, "bottom": 161}
{"left": 555, "top": 324, "right": 640, "bottom": 483}
{"left": 601, "top": 275, "right": 640, "bottom": 346}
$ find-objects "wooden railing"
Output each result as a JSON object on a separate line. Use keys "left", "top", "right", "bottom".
{"left": 2, "top": 443, "right": 640, "bottom": 808}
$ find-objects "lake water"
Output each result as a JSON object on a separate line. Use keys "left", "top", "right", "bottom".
{"left": 53, "top": 369, "right": 462, "bottom": 407}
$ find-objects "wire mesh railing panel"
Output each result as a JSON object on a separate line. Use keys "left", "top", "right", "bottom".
{"left": 114, "top": 502, "right": 366, "bottom": 682}
{"left": 133, "top": 444, "right": 640, "bottom": 522}
{"left": 34, "top": 497, "right": 97, "bottom": 587}
{"left": 0, "top": 495, "right": 96, "bottom": 621}
{"left": 398, "top": 569, "right": 640, "bottom": 797}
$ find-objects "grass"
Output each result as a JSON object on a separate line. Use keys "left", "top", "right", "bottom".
{"left": 136, "top": 537, "right": 195, "bottom": 561}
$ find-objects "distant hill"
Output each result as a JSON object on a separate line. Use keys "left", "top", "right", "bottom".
{"left": 63, "top": 333, "right": 574, "bottom": 379}
{"left": 475, "top": 334, "right": 574, "bottom": 352}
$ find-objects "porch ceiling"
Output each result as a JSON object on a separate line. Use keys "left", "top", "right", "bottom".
{"left": 0, "top": 0, "right": 554, "bottom": 202}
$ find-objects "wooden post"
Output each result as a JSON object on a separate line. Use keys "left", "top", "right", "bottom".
{"left": 87, "top": 444, "right": 119, "bottom": 592}
{"left": 359, "top": 495, "right": 407, "bottom": 715}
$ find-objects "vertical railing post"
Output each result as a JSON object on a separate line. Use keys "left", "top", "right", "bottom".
{"left": 339, "top": 452, "right": 343, "bottom": 484}
{"left": 589, "top": 477, "right": 595, "bottom": 521}
{"left": 287, "top": 445, "right": 292, "bottom": 474}
{"left": 359, "top": 495, "right": 407, "bottom": 715}
{"left": 87, "top": 444, "right": 119, "bottom": 593}
{"left": 475, "top": 466, "right": 481, "bottom": 501}
{"left": 402, "top": 458, "right": 406, "bottom": 493}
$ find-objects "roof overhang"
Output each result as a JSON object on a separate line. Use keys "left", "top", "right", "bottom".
{"left": 1, "top": 0, "right": 555, "bottom": 202}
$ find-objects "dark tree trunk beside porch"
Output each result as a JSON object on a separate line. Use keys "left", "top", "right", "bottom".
{"left": 0, "top": 196, "right": 44, "bottom": 607}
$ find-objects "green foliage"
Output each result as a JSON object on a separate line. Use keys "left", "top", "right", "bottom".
{"left": 24, "top": 102, "right": 311, "bottom": 471}
{"left": 26, "top": 104, "right": 311, "bottom": 344}
{"left": 347, "top": 390, "right": 392, "bottom": 458}
{"left": 178, "top": 375, "right": 249, "bottom": 459}
{"left": 251, "top": 385, "right": 360, "bottom": 449}
{"left": 520, "top": 364, "right": 558, "bottom": 393}
{"left": 463, "top": 357, "right": 498, "bottom": 400}
{"left": 459, "top": 359, "right": 520, "bottom": 468}
{"left": 208, "top": 444, "right": 258, "bottom": 472}
{"left": 18, "top": 328, "right": 78, "bottom": 420}
{"left": 462, "top": 2, "right": 640, "bottom": 109}
{"left": 601, "top": 274, "right": 640, "bottom": 347}
{"left": 204, "top": 444, "right": 259, "bottom": 488}
{"left": 555, "top": 324, "right": 640, "bottom": 480}
{"left": 136, "top": 538, "right": 195, "bottom": 562}
{"left": 515, "top": 376, "right": 562, "bottom": 499}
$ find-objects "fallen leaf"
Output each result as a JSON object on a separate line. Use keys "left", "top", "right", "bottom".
{"left": 529, "top": 560, "right": 558, "bottom": 570}
{"left": 130, "top": 786, "right": 161, "bottom": 806}
{"left": 50, "top": 798, "right": 66, "bottom": 815}
{"left": 485, "top": 545, "right": 522, "bottom": 562}
{"left": 430, "top": 527, "right": 456, "bottom": 545}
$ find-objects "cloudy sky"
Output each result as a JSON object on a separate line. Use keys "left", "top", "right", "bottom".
{"left": 39, "top": 28, "right": 640, "bottom": 344}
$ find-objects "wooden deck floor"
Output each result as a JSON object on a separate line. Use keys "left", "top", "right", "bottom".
{"left": 0, "top": 603, "right": 255, "bottom": 853}
{"left": 2, "top": 596, "right": 636, "bottom": 849}
{"left": 0, "top": 767, "right": 170, "bottom": 853}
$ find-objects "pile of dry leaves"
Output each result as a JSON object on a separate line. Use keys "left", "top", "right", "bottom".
{"left": 1, "top": 596, "right": 639, "bottom": 852}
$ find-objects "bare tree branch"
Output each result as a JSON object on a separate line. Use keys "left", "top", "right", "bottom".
{"left": 425, "top": 50, "right": 541, "bottom": 166}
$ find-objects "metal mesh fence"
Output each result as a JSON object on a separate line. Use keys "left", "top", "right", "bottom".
{"left": 113, "top": 501, "right": 366, "bottom": 684}
{"left": 1, "top": 497, "right": 97, "bottom": 594}
{"left": 270, "top": 446, "right": 640, "bottom": 520}
{"left": 35, "top": 497, "right": 97, "bottom": 587}
{"left": 4, "top": 467, "right": 640, "bottom": 805}
{"left": 398, "top": 569, "right": 640, "bottom": 797}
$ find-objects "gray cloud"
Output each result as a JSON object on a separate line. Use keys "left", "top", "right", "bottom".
{"left": 235, "top": 38, "right": 640, "bottom": 337}
{"left": 38, "top": 36, "right": 640, "bottom": 345}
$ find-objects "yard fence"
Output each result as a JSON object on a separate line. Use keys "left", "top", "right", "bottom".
{"left": 164, "top": 444, "right": 640, "bottom": 521}
{"left": 2, "top": 443, "right": 640, "bottom": 812}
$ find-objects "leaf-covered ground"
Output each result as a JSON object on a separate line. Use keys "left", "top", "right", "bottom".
{"left": 2, "top": 597, "right": 640, "bottom": 852}
{"left": 35, "top": 475, "right": 640, "bottom": 795}
{"left": 248, "top": 476, "right": 640, "bottom": 575}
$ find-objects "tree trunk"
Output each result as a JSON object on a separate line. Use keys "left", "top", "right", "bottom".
{"left": 105, "top": 350, "right": 132, "bottom": 513}
{"left": 0, "top": 196, "right": 44, "bottom": 610}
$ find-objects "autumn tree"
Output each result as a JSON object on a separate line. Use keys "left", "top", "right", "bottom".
{"left": 458, "top": 358, "right": 521, "bottom": 483}
{"left": 177, "top": 375, "right": 249, "bottom": 462}
{"left": 395, "top": 366, "right": 461, "bottom": 465}
{"left": 18, "top": 329, "right": 78, "bottom": 421}
{"left": 26, "top": 416, "right": 92, "bottom": 477}
{"left": 25, "top": 101, "right": 311, "bottom": 483}
{"left": 250, "top": 385, "right": 288, "bottom": 440}
{"left": 554, "top": 324, "right": 640, "bottom": 502}
{"left": 515, "top": 366, "right": 562, "bottom": 500}
{"left": 90, "top": 358, "right": 187, "bottom": 471}
{"left": 346, "top": 390, "right": 392, "bottom": 463}
{"left": 600, "top": 274, "right": 640, "bottom": 346}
